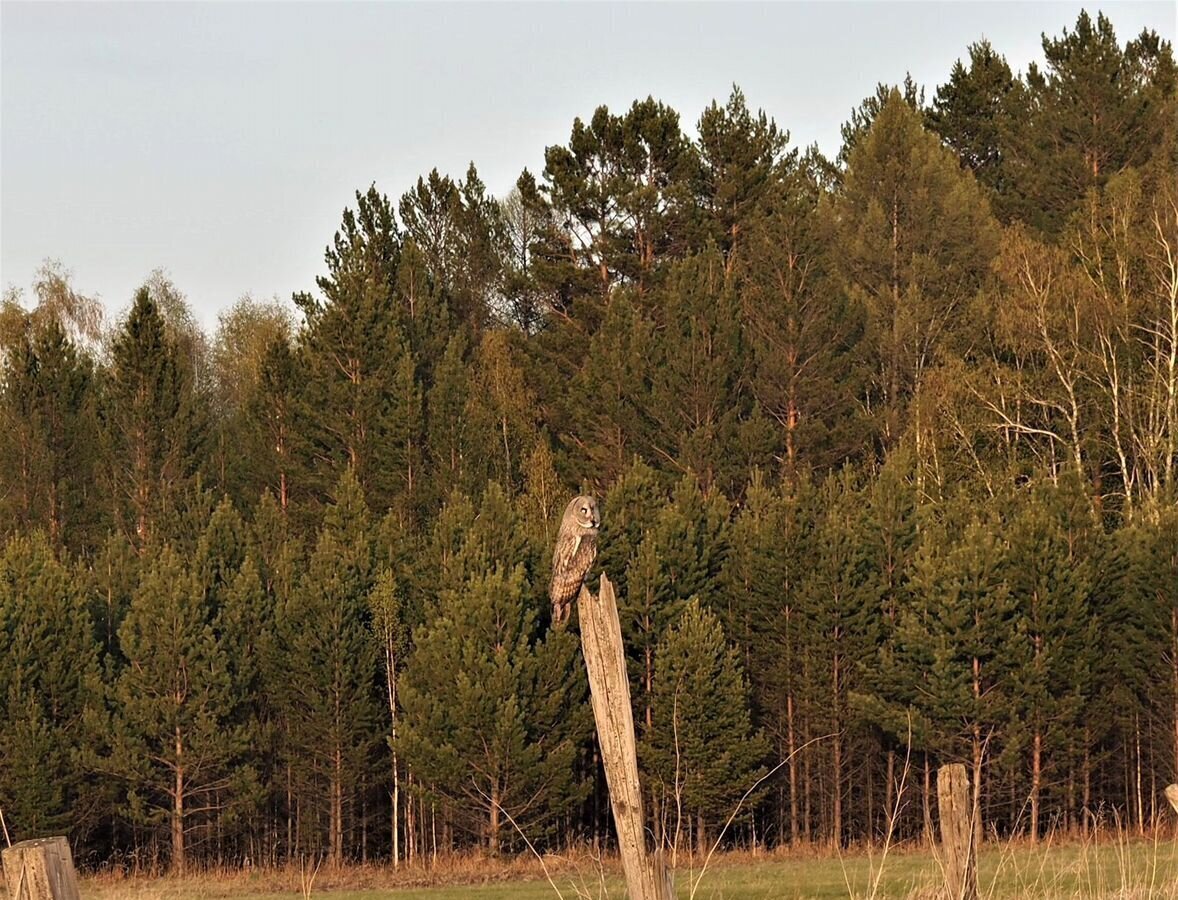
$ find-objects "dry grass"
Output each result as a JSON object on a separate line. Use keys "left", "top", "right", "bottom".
{"left": 52, "top": 830, "right": 1178, "bottom": 900}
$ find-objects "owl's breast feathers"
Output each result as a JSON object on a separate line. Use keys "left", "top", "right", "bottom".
{"left": 549, "top": 531, "right": 598, "bottom": 607}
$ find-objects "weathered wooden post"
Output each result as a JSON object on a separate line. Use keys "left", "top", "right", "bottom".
{"left": 936, "top": 764, "right": 978, "bottom": 900}
{"left": 578, "top": 575, "right": 673, "bottom": 900}
{"left": 2, "top": 837, "right": 82, "bottom": 900}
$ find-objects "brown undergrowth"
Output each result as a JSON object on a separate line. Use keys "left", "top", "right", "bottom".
{"left": 42, "top": 827, "right": 1177, "bottom": 899}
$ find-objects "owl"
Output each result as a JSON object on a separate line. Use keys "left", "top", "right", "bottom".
{"left": 549, "top": 495, "right": 600, "bottom": 627}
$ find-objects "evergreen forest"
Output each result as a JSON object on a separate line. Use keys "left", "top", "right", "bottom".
{"left": 2, "top": 9, "right": 1177, "bottom": 874}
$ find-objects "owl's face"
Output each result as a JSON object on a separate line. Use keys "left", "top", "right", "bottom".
{"left": 564, "top": 495, "right": 600, "bottom": 533}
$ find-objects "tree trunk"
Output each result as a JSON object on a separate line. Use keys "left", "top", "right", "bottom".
{"left": 173, "top": 727, "right": 185, "bottom": 874}
{"left": 787, "top": 692, "right": 799, "bottom": 844}
{"left": 1135, "top": 713, "right": 1145, "bottom": 836}
{"left": 831, "top": 653, "right": 842, "bottom": 849}
{"left": 971, "top": 726, "right": 984, "bottom": 850}
{"left": 331, "top": 747, "right": 343, "bottom": 865}
{"left": 1030, "top": 730, "right": 1042, "bottom": 844}
{"left": 922, "top": 756, "right": 933, "bottom": 845}
{"left": 885, "top": 748, "right": 895, "bottom": 831}
{"left": 488, "top": 783, "right": 500, "bottom": 854}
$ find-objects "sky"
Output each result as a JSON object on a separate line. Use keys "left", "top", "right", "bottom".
{"left": 2, "top": 2, "right": 1175, "bottom": 331}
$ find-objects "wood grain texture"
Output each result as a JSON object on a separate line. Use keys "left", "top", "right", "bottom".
{"left": 2, "top": 837, "right": 81, "bottom": 900}
{"left": 937, "top": 764, "right": 978, "bottom": 900}
{"left": 577, "top": 575, "right": 673, "bottom": 900}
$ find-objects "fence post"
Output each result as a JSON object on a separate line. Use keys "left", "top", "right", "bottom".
{"left": 2, "top": 837, "right": 82, "bottom": 900}
{"left": 936, "top": 763, "right": 978, "bottom": 900}
{"left": 577, "top": 575, "right": 673, "bottom": 900}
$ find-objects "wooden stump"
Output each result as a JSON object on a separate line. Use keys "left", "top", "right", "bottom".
{"left": 2, "top": 837, "right": 81, "bottom": 900}
{"left": 936, "top": 764, "right": 977, "bottom": 900}
{"left": 578, "top": 575, "right": 673, "bottom": 900}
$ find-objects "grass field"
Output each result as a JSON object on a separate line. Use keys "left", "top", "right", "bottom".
{"left": 76, "top": 836, "right": 1178, "bottom": 899}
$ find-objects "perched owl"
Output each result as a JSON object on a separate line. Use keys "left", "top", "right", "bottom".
{"left": 549, "top": 495, "right": 600, "bottom": 627}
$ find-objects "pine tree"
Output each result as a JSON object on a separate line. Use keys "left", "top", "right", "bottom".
{"left": 0, "top": 534, "right": 103, "bottom": 840}
{"left": 644, "top": 248, "right": 752, "bottom": 494}
{"left": 738, "top": 162, "right": 867, "bottom": 478}
{"left": 561, "top": 291, "right": 656, "bottom": 484}
{"left": 594, "top": 457, "right": 667, "bottom": 600}
{"left": 105, "top": 546, "right": 246, "bottom": 873}
{"left": 196, "top": 496, "right": 247, "bottom": 609}
{"left": 642, "top": 599, "right": 768, "bottom": 854}
{"left": 101, "top": 287, "right": 205, "bottom": 551}
{"left": 398, "top": 564, "right": 588, "bottom": 851}
{"left": 400, "top": 164, "right": 506, "bottom": 333}
{"left": 622, "top": 475, "right": 729, "bottom": 737}
{"left": 541, "top": 99, "right": 694, "bottom": 304}
{"left": 247, "top": 336, "right": 299, "bottom": 513}
{"left": 799, "top": 473, "right": 878, "bottom": 846}
{"left": 1006, "top": 11, "right": 1176, "bottom": 236}
{"left": 833, "top": 90, "right": 999, "bottom": 451}
{"left": 276, "top": 468, "right": 379, "bottom": 863}
{"left": 296, "top": 185, "right": 424, "bottom": 514}
{"left": 0, "top": 317, "right": 99, "bottom": 554}
{"left": 928, "top": 40, "right": 1020, "bottom": 194}
{"left": 721, "top": 473, "right": 817, "bottom": 844}
{"left": 425, "top": 333, "right": 471, "bottom": 502}
{"left": 1004, "top": 481, "right": 1095, "bottom": 841}
{"left": 213, "top": 556, "right": 272, "bottom": 850}
{"left": 901, "top": 512, "right": 1016, "bottom": 833}
{"left": 694, "top": 86, "right": 793, "bottom": 270}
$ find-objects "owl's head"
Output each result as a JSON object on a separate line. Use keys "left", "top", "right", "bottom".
{"left": 563, "top": 495, "right": 600, "bottom": 533}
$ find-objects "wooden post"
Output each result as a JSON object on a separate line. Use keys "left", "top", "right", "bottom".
{"left": 2, "top": 837, "right": 81, "bottom": 900}
{"left": 578, "top": 575, "right": 673, "bottom": 900}
{"left": 936, "top": 764, "right": 978, "bottom": 900}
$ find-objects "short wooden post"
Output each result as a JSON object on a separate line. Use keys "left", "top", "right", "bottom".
{"left": 936, "top": 764, "right": 978, "bottom": 900}
{"left": 578, "top": 575, "right": 673, "bottom": 900}
{"left": 2, "top": 837, "right": 81, "bottom": 900}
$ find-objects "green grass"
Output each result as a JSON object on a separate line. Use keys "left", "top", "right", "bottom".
{"left": 81, "top": 837, "right": 1178, "bottom": 900}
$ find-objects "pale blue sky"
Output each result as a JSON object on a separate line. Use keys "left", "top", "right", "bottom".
{"left": 2, "top": 2, "right": 1174, "bottom": 329}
